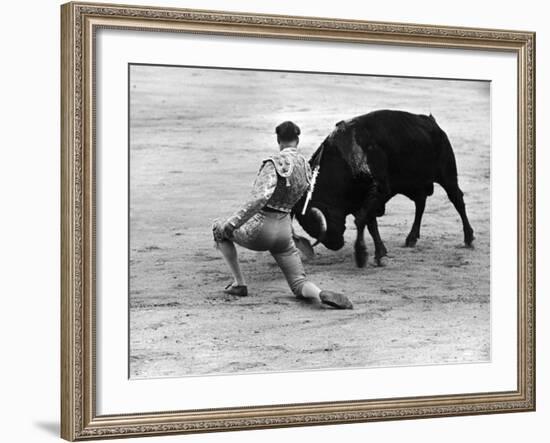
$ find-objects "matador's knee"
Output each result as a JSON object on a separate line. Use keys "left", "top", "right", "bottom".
{"left": 212, "top": 219, "right": 235, "bottom": 246}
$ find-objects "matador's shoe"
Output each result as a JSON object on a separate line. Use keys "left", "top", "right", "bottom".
{"left": 224, "top": 283, "right": 248, "bottom": 297}
{"left": 319, "top": 291, "right": 353, "bottom": 310}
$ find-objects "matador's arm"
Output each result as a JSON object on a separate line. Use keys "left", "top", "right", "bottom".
{"left": 226, "top": 161, "right": 278, "bottom": 230}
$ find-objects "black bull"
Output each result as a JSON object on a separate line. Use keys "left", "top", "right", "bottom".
{"left": 293, "top": 110, "right": 475, "bottom": 267}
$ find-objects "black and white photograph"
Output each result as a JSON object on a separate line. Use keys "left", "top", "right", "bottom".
{"left": 129, "top": 64, "right": 490, "bottom": 379}
{"left": 2, "top": 0, "right": 545, "bottom": 441}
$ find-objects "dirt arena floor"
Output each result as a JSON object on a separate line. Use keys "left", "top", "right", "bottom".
{"left": 129, "top": 65, "right": 490, "bottom": 378}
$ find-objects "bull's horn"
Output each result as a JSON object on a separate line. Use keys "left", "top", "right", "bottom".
{"left": 310, "top": 207, "right": 327, "bottom": 246}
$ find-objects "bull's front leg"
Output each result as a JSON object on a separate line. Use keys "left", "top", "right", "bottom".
{"left": 354, "top": 217, "right": 368, "bottom": 268}
{"left": 367, "top": 218, "right": 388, "bottom": 266}
{"left": 355, "top": 179, "right": 390, "bottom": 267}
{"left": 353, "top": 211, "right": 388, "bottom": 268}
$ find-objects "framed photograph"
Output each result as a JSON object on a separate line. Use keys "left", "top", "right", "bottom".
{"left": 61, "top": 1, "right": 536, "bottom": 440}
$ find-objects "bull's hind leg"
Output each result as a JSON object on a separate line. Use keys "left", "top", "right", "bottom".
{"left": 440, "top": 181, "right": 475, "bottom": 247}
{"left": 405, "top": 195, "right": 427, "bottom": 247}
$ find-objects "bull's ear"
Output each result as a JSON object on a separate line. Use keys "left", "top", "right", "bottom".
{"left": 293, "top": 234, "right": 315, "bottom": 260}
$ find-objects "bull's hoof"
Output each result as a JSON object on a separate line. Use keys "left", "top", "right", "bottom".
{"left": 405, "top": 235, "right": 418, "bottom": 247}
{"left": 464, "top": 230, "right": 475, "bottom": 248}
{"left": 375, "top": 256, "right": 388, "bottom": 267}
{"left": 354, "top": 247, "right": 368, "bottom": 268}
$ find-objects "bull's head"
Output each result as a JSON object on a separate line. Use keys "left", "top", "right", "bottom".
{"left": 293, "top": 122, "right": 364, "bottom": 251}
{"left": 295, "top": 201, "right": 346, "bottom": 250}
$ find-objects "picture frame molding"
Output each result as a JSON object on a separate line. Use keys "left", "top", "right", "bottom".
{"left": 60, "top": 2, "right": 536, "bottom": 440}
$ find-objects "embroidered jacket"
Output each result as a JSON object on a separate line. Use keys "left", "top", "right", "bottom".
{"left": 227, "top": 148, "right": 311, "bottom": 229}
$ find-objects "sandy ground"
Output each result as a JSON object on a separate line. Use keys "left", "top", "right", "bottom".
{"left": 129, "top": 65, "right": 490, "bottom": 378}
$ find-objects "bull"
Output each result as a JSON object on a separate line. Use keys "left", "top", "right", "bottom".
{"left": 293, "top": 110, "right": 475, "bottom": 267}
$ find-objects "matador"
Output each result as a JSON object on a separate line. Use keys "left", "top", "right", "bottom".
{"left": 212, "top": 121, "right": 353, "bottom": 310}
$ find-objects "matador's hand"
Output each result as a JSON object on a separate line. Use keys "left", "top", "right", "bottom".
{"left": 221, "top": 221, "right": 235, "bottom": 240}
{"left": 212, "top": 220, "right": 235, "bottom": 242}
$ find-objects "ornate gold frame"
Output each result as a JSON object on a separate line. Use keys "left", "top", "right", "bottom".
{"left": 61, "top": 2, "right": 536, "bottom": 440}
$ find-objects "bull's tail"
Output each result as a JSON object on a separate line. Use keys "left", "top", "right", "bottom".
{"left": 433, "top": 127, "right": 475, "bottom": 247}
{"left": 435, "top": 128, "right": 459, "bottom": 184}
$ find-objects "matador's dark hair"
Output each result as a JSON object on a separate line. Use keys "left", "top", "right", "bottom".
{"left": 275, "top": 121, "right": 301, "bottom": 143}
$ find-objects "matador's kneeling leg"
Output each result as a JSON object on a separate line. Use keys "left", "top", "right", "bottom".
{"left": 271, "top": 246, "right": 353, "bottom": 309}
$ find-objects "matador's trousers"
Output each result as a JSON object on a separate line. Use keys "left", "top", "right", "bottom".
{"left": 220, "top": 210, "right": 308, "bottom": 296}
